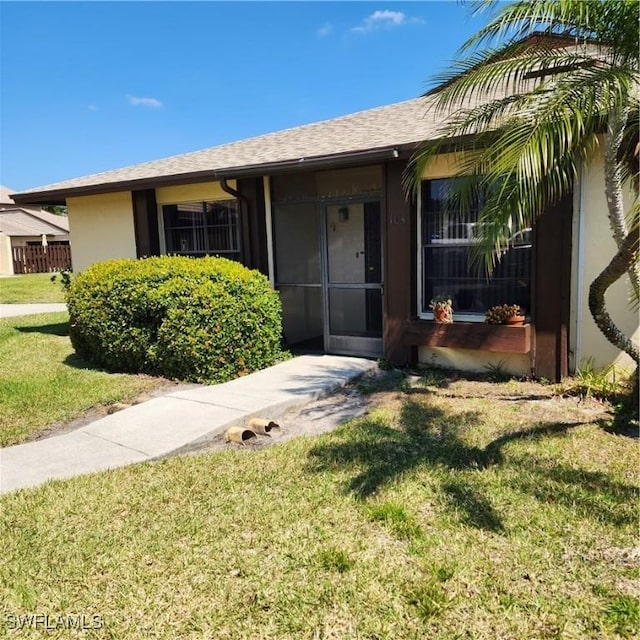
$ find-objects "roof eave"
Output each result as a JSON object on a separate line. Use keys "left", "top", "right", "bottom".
{"left": 215, "top": 144, "right": 417, "bottom": 177}
{"left": 11, "top": 144, "right": 419, "bottom": 205}
{"left": 10, "top": 171, "right": 222, "bottom": 205}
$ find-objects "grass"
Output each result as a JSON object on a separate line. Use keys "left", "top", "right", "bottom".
{"left": 560, "top": 361, "right": 639, "bottom": 436}
{"left": 0, "top": 273, "right": 65, "bottom": 303}
{"left": 0, "top": 313, "right": 167, "bottom": 446}
{"left": 1, "top": 371, "right": 638, "bottom": 639}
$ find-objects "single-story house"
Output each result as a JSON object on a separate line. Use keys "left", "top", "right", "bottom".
{"left": 11, "top": 93, "right": 637, "bottom": 381}
{"left": 0, "top": 186, "right": 71, "bottom": 275}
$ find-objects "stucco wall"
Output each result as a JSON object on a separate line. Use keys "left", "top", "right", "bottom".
{"left": 0, "top": 234, "right": 14, "bottom": 275}
{"left": 155, "top": 180, "right": 236, "bottom": 205}
{"left": 418, "top": 347, "right": 531, "bottom": 377}
{"left": 10, "top": 237, "right": 36, "bottom": 248}
{"left": 419, "top": 152, "right": 467, "bottom": 181}
{"left": 8, "top": 235, "right": 68, "bottom": 248}
{"left": 570, "top": 148, "right": 639, "bottom": 374}
{"left": 66, "top": 192, "right": 136, "bottom": 272}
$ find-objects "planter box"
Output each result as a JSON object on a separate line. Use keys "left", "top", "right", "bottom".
{"left": 404, "top": 320, "right": 531, "bottom": 354}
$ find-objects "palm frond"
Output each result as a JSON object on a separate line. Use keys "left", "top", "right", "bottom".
{"left": 405, "top": 60, "right": 633, "bottom": 199}
{"left": 428, "top": 48, "right": 603, "bottom": 108}
{"left": 408, "top": 0, "right": 639, "bottom": 363}
{"left": 618, "top": 100, "right": 640, "bottom": 192}
{"left": 627, "top": 198, "right": 640, "bottom": 310}
{"left": 463, "top": 0, "right": 637, "bottom": 53}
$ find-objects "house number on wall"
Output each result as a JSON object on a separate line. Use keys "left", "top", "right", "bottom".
{"left": 390, "top": 215, "right": 406, "bottom": 225}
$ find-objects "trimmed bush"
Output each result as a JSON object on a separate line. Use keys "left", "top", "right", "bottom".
{"left": 66, "top": 256, "right": 284, "bottom": 383}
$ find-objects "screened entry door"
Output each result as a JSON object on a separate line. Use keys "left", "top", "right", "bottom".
{"left": 273, "top": 199, "right": 383, "bottom": 357}
{"left": 323, "top": 201, "right": 383, "bottom": 356}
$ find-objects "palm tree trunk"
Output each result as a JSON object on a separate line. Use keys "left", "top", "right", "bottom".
{"left": 604, "top": 105, "right": 640, "bottom": 297}
{"left": 588, "top": 229, "right": 640, "bottom": 365}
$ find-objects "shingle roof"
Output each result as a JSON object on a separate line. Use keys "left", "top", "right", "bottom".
{"left": 0, "top": 208, "right": 69, "bottom": 236}
{"left": 0, "top": 185, "right": 17, "bottom": 205}
{"left": 11, "top": 35, "right": 616, "bottom": 205}
{"left": 12, "top": 97, "right": 442, "bottom": 201}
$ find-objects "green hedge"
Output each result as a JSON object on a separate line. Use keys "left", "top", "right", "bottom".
{"left": 66, "top": 256, "right": 284, "bottom": 383}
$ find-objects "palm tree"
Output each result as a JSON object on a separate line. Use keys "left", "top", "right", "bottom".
{"left": 404, "top": 0, "right": 639, "bottom": 369}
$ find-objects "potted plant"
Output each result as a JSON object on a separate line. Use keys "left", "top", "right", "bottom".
{"left": 485, "top": 304, "right": 525, "bottom": 325}
{"left": 430, "top": 295, "right": 453, "bottom": 323}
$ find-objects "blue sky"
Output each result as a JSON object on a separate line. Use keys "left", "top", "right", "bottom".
{"left": 1, "top": 1, "right": 490, "bottom": 192}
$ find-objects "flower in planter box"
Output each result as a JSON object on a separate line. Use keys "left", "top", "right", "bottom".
{"left": 430, "top": 295, "right": 453, "bottom": 323}
{"left": 485, "top": 304, "right": 524, "bottom": 325}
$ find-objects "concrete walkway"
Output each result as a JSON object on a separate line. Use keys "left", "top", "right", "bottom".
{"left": 0, "top": 303, "right": 67, "bottom": 318}
{"left": 0, "top": 355, "right": 377, "bottom": 494}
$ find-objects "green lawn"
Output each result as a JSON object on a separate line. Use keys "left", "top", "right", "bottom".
{"left": 0, "top": 273, "right": 66, "bottom": 303}
{"left": 1, "top": 372, "right": 637, "bottom": 639}
{"left": 0, "top": 313, "right": 167, "bottom": 446}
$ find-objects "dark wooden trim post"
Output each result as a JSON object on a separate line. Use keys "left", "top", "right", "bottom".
{"left": 132, "top": 189, "right": 160, "bottom": 258}
{"left": 532, "top": 194, "right": 573, "bottom": 381}
{"left": 237, "top": 178, "right": 269, "bottom": 276}
{"left": 383, "top": 161, "right": 412, "bottom": 364}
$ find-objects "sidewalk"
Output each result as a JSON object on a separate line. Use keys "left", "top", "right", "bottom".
{"left": 0, "top": 355, "right": 377, "bottom": 494}
{"left": 0, "top": 303, "right": 67, "bottom": 318}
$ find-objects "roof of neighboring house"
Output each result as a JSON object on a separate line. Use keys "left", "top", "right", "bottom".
{"left": 11, "top": 97, "right": 447, "bottom": 204}
{"left": 0, "top": 185, "right": 18, "bottom": 205}
{"left": 0, "top": 207, "right": 70, "bottom": 237}
{"left": 1, "top": 184, "right": 65, "bottom": 217}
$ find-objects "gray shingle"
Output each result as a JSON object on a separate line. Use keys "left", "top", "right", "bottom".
{"left": 14, "top": 97, "right": 440, "bottom": 197}
{"left": 0, "top": 209, "right": 69, "bottom": 236}
{"left": 11, "top": 38, "right": 617, "bottom": 201}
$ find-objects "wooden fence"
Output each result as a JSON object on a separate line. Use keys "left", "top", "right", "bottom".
{"left": 12, "top": 244, "right": 72, "bottom": 274}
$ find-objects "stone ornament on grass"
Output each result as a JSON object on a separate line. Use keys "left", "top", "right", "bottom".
{"left": 225, "top": 418, "right": 281, "bottom": 445}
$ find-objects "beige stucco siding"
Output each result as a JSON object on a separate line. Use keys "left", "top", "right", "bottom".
{"left": 8, "top": 235, "right": 68, "bottom": 248}
{"left": 570, "top": 148, "right": 639, "bottom": 374}
{"left": 66, "top": 192, "right": 136, "bottom": 272}
{"left": 0, "top": 234, "right": 13, "bottom": 275}
{"left": 155, "top": 180, "right": 236, "bottom": 205}
{"left": 419, "top": 152, "right": 469, "bottom": 180}
{"left": 418, "top": 347, "right": 530, "bottom": 377}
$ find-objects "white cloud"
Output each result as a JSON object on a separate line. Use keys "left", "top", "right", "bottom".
{"left": 317, "top": 22, "right": 333, "bottom": 38}
{"left": 351, "top": 10, "right": 423, "bottom": 33}
{"left": 127, "top": 95, "right": 164, "bottom": 108}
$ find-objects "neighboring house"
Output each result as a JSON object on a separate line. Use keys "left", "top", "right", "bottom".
{"left": 0, "top": 186, "right": 71, "bottom": 275}
{"left": 11, "top": 93, "right": 637, "bottom": 380}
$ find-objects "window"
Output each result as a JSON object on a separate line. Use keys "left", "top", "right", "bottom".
{"left": 420, "top": 179, "right": 531, "bottom": 318}
{"left": 162, "top": 200, "right": 240, "bottom": 260}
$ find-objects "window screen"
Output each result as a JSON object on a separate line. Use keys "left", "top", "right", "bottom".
{"left": 421, "top": 179, "right": 531, "bottom": 316}
{"left": 162, "top": 200, "right": 240, "bottom": 260}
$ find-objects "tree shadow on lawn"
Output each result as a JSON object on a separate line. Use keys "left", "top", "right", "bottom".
{"left": 62, "top": 352, "right": 111, "bottom": 372}
{"left": 16, "top": 321, "right": 109, "bottom": 373}
{"left": 307, "top": 398, "right": 637, "bottom": 532}
{"left": 16, "top": 321, "right": 69, "bottom": 337}
{"left": 597, "top": 383, "right": 639, "bottom": 439}
{"left": 439, "top": 478, "right": 506, "bottom": 533}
